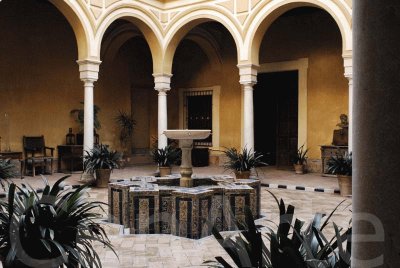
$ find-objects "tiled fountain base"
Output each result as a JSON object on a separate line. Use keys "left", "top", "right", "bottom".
{"left": 108, "top": 175, "right": 261, "bottom": 239}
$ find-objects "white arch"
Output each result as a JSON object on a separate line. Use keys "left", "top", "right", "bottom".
{"left": 162, "top": 7, "right": 243, "bottom": 73}
{"left": 49, "top": 0, "right": 95, "bottom": 60}
{"left": 243, "top": 0, "right": 352, "bottom": 63}
{"left": 93, "top": 7, "right": 163, "bottom": 67}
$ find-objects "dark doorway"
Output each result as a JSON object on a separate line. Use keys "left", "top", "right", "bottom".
{"left": 254, "top": 71, "right": 298, "bottom": 168}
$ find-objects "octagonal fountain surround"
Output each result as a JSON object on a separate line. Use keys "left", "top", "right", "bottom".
{"left": 108, "top": 129, "right": 261, "bottom": 239}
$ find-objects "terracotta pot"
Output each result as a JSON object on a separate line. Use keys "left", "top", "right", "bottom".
{"left": 159, "top": 166, "right": 171, "bottom": 177}
{"left": 95, "top": 169, "right": 111, "bottom": 188}
{"left": 337, "top": 175, "right": 352, "bottom": 196}
{"left": 234, "top": 170, "right": 251, "bottom": 180}
{"left": 293, "top": 164, "right": 305, "bottom": 174}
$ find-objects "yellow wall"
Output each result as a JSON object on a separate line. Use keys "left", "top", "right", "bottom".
{"left": 0, "top": 0, "right": 131, "bottom": 156}
{"left": 259, "top": 9, "right": 348, "bottom": 158}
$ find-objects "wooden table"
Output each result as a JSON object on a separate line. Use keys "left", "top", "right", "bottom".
{"left": 57, "top": 145, "right": 83, "bottom": 173}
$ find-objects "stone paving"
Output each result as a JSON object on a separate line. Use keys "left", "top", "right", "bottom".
{"left": 5, "top": 165, "right": 352, "bottom": 267}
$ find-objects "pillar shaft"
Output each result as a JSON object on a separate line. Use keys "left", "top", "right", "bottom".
{"left": 77, "top": 60, "right": 101, "bottom": 155}
{"left": 238, "top": 64, "right": 258, "bottom": 151}
{"left": 154, "top": 74, "right": 172, "bottom": 149}
{"left": 84, "top": 81, "right": 94, "bottom": 152}
{"left": 353, "top": 0, "right": 400, "bottom": 266}
{"left": 243, "top": 85, "right": 254, "bottom": 150}
{"left": 344, "top": 54, "right": 353, "bottom": 152}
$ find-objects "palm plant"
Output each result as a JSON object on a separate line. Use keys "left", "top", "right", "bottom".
{"left": 83, "top": 144, "right": 121, "bottom": 174}
{"left": 114, "top": 110, "right": 136, "bottom": 149}
{"left": 0, "top": 176, "right": 116, "bottom": 267}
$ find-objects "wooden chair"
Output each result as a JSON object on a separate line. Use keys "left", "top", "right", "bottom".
{"left": 22, "top": 136, "right": 54, "bottom": 177}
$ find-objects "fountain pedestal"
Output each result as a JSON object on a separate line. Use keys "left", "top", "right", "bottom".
{"left": 179, "top": 139, "right": 193, "bottom": 187}
{"left": 163, "top": 129, "right": 211, "bottom": 188}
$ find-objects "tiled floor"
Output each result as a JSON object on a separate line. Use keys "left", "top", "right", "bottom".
{"left": 7, "top": 165, "right": 352, "bottom": 267}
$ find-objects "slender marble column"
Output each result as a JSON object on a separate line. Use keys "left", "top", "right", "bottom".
{"left": 154, "top": 74, "right": 172, "bottom": 149}
{"left": 353, "top": 0, "right": 400, "bottom": 266}
{"left": 344, "top": 54, "right": 353, "bottom": 151}
{"left": 77, "top": 60, "right": 101, "bottom": 154}
{"left": 238, "top": 64, "right": 258, "bottom": 151}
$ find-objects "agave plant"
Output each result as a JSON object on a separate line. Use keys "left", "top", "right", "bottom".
{"left": 222, "top": 147, "right": 267, "bottom": 173}
{"left": 293, "top": 144, "right": 309, "bottom": 165}
{"left": 0, "top": 175, "right": 116, "bottom": 267}
{"left": 208, "top": 191, "right": 352, "bottom": 268}
{"left": 83, "top": 144, "right": 121, "bottom": 174}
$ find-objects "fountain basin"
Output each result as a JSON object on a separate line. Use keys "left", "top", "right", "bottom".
{"left": 163, "top": 129, "right": 211, "bottom": 140}
{"left": 108, "top": 175, "right": 261, "bottom": 239}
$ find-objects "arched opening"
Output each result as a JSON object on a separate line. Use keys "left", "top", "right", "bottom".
{"left": 0, "top": 0, "right": 81, "bottom": 163}
{"left": 254, "top": 7, "right": 347, "bottom": 171}
{"left": 98, "top": 19, "right": 154, "bottom": 162}
{"left": 171, "top": 21, "right": 238, "bottom": 165}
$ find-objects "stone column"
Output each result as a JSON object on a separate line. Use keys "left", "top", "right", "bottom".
{"left": 238, "top": 64, "right": 258, "bottom": 151}
{"left": 154, "top": 74, "right": 172, "bottom": 149}
{"left": 353, "top": 1, "right": 400, "bottom": 266}
{"left": 77, "top": 60, "right": 101, "bottom": 154}
{"left": 343, "top": 54, "right": 353, "bottom": 151}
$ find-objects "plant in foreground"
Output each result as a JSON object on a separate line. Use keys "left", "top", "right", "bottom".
{"left": 207, "top": 191, "right": 351, "bottom": 268}
{"left": 0, "top": 175, "right": 116, "bottom": 267}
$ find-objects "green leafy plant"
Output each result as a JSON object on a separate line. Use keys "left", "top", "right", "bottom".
{"left": 83, "top": 144, "right": 121, "bottom": 174}
{"left": 222, "top": 147, "right": 267, "bottom": 173}
{"left": 293, "top": 144, "right": 309, "bottom": 165}
{"left": 208, "top": 191, "right": 352, "bottom": 268}
{"left": 0, "top": 176, "right": 116, "bottom": 267}
{"left": 0, "top": 159, "right": 17, "bottom": 180}
{"left": 70, "top": 101, "right": 101, "bottom": 132}
{"left": 114, "top": 110, "right": 136, "bottom": 148}
{"left": 151, "top": 145, "right": 181, "bottom": 167}
{"left": 327, "top": 152, "right": 352, "bottom": 176}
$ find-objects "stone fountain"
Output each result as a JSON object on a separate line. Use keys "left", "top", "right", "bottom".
{"left": 163, "top": 129, "right": 211, "bottom": 188}
{"left": 107, "top": 129, "right": 262, "bottom": 239}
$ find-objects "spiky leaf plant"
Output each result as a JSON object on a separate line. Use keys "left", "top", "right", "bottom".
{"left": 208, "top": 191, "right": 352, "bottom": 268}
{"left": 222, "top": 147, "right": 267, "bottom": 173}
{"left": 83, "top": 144, "right": 121, "bottom": 174}
{"left": 151, "top": 145, "right": 181, "bottom": 167}
{"left": 0, "top": 175, "right": 116, "bottom": 267}
{"left": 293, "top": 144, "right": 309, "bottom": 165}
{"left": 326, "top": 152, "right": 352, "bottom": 176}
{"left": 0, "top": 159, "right": 17, "bottom": 180}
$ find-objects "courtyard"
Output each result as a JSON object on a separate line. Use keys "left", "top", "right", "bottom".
{"left": 7, "top": 165, "right": 351, "bottom": 267}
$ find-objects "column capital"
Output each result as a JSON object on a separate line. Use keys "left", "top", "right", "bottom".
{"left": 153, "top": 73, "right": 173, "bottom": 92}
{"left": 342, "top": 52, "right": 353, "bottom": 80}
{"left": 77, "top": 59, "right": 101, "bottom": 82}
{"left": 237, "top": 64, "right": 258, "bottom": 86}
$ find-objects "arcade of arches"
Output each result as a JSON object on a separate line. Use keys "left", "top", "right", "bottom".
{"left": 0, "top": 0, "right": 352, "bottom": 172}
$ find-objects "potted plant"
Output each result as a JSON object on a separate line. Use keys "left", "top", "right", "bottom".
{"left": 70, "top": 102, "right": 101, "bottom": 145}
{"left": 222, "top": 147, "right": 267, "bottom": 180}
{"left": 0, "top": 159, "right": 17, "bottom": 190}
{"left": 151, "top": 145, "right": 181, "bottom": 177}
{"left": 0, "top": 176, "right": 116, "bottom": 267}
{"left": 114, "top": 110, "right": 136, "bottom": 166}
{"left": 327, "top": 152, "right": 352, "bottom": 196}
{"left": 83, "top": 144, "right": 121, "bottom": 187}
{"left": 293, "top": 144, "right": 309, "bottom": 174}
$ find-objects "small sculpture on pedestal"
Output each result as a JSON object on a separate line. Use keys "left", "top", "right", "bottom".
{"left": 332, "top": 114, "right": 348, "bottom": 146}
